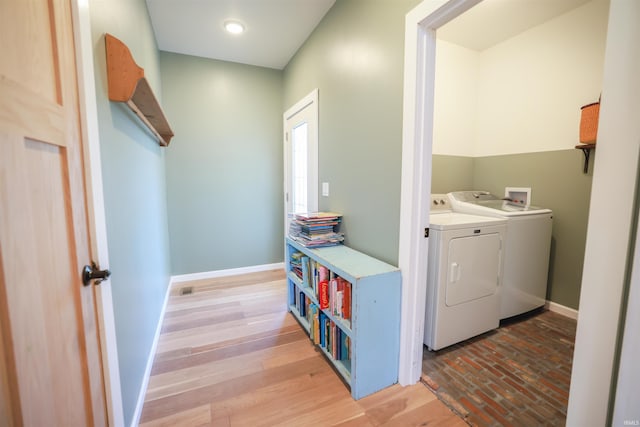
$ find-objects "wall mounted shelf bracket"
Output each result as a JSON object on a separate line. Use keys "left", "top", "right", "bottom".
{"left": 575, "top": 143, "right": 595, "bottom": 174}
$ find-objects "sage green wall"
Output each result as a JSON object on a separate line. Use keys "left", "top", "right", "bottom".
{"left": 160, "top": 52, "right": 284, "bottom": 274}
{"left": 473, "top": 150, "right": 594, "bottom": 309}
{"left": 283, "top": 0, "right": 422, "bottom": 265}
{"left": 431, "top": 155, "right": 474, "bottom": 194}
{"left": 89, "top": 0, "right": 171, "bottom": 424}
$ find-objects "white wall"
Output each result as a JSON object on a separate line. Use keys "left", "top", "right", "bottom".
{"left": 433, "top": 40, "right": 479, "bottom": 156}
{"left": 476, "top": 0, "right": 608, "bottom": 156}
{"left": 433, "top": 0, "right": 609, "bottom": 157}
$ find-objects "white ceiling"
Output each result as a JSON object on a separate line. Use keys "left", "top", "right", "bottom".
{"left": 145, "top": 0, "right": 594, "bottom": 70}
{"left": 145, "top": 0, "right": 336, "bottom": 70}
{"left": 438, "top": 0, "right": 594, "bottom": 51}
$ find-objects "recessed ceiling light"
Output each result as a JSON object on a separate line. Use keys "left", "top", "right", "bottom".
{"left": 224, "top": 20, "right": 245, "bottom": 35}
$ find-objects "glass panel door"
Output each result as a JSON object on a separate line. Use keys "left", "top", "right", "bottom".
{"left": 284, "top": 90, "right": 318, "bottom": 236}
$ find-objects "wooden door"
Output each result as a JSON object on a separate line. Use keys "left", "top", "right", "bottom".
{"left": 0, "top": 0, "right": 107, "bottom": 426}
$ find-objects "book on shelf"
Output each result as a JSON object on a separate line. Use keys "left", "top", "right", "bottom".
{"left": 318, "top": 280, "right": 329, "bottom": 309}
{"left": 298, "top": 291, "right": 306, "bottom": 317}
{"left": 314, "top": 305, "right": 320, "bottom": 345}
{"left": 319, "top": 312, "right": 326, "bottom": 348}
{"left": 318, "top": 264, "right": 329, "bottom": 282}
{"left": 343, "top": 280, "right": 351, "bottom": 322}
{"left": 290, "top": 251, "right": 303, "bottom": 280}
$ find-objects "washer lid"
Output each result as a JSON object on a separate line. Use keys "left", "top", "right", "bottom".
{"left": 448, "top": 191, "right": 552, "bottom": 217}
{"left": 475, "top": 199, "right": 550, "bottom": 213}
{"left": 429, "top": 212, "right": 507, "bottom": 230}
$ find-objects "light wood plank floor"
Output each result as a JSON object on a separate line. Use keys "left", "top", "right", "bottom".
{"left": 139, "top": 269, "right": 467, "bottom": 426}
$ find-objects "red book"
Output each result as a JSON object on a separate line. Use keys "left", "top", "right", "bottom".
{"left": 343, "top": 281, "right": 351, "bottom": 321}
{"left": 319, "top": 280, "right": 329, "bottom": 309}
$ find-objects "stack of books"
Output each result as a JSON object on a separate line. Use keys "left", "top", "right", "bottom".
{"left": 289, "top": 212, "right": 344, "bottom": 248}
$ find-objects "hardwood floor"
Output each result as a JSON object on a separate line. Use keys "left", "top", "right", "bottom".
{"left": 139, "top": 269, "right": 466, "bottom": 426}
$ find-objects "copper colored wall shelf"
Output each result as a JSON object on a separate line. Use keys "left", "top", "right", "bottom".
{"left": 105, "top": 33, "right": 174, "bottom": 146}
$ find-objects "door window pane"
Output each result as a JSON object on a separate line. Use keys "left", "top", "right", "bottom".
{"left": 292, "top": 122, "right": 308, "bottom": 214}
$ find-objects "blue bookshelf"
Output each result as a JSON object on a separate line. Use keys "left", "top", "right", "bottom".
{"left": 285, "top": 237, "right": 402, "bottom": 399}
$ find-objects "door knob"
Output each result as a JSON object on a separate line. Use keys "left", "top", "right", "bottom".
{"left": 82, "top": 262, "right": 111, "bottom": 286}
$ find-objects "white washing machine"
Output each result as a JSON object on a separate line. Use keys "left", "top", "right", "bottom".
{"left": 424, "top": 194, "right": 507, "bottom": 351}
{"left": 448, "top": 191, "right": 553, "bottom": 319}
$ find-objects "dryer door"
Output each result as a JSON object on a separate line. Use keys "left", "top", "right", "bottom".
{"left": 446, "top": 233, "right": 501, "bottom": 306}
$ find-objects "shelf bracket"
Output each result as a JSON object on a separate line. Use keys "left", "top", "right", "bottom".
{"left": 575, "top": 144, "right": 595, "bottom": 174}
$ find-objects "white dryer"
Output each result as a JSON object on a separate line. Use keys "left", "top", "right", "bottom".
{"left": 448, "top": 191, "right": 553, "bottom": 319}
{"left": 424, "top": 194, "right": 507, "bottom": 351}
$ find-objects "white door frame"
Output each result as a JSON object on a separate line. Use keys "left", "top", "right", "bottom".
{"left": 283, "top": 89, "right": 319, "bottom": 230}
{"left": 398, "top": 0, "right": 482, "bottom": 386}
{"left": 70, "top": 1, "right": 124, "bottom": 425}
{"left": 568, "top": 1, "right": 640, "bottom": 425}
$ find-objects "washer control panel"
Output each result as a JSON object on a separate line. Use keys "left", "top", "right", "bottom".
{"left": 431, "top": 194, "right": 451, "bottom": 212}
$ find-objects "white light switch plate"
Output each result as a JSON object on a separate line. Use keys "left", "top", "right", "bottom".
{"left": 322, "top": 182, "right": 329, "bottom": 197}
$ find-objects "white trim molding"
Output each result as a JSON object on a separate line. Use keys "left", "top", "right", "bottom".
{"left": 130, "top": 278, "right": 173, "bottom": 427}
{"left": 545, "top": 300, "right": 579, "bottom": 320}
{"left": 568, "top": 2, "right": 640, "bottom": 424}
{"left": 71, "top": 0, "right": 123, "bottom": 425}
{"left": 398, "top": 0, "right": 482, "bottom": 387}
{"left": 171, "top": 262, "right": 285, "bottom": 284}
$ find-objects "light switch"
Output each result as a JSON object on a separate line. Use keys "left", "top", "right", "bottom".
{"left": 322, "top": 182, "right": 330, "bottom": 197}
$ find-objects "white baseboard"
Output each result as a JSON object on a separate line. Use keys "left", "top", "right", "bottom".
{"left": 545, "top": 300, "right": 579, "bottom": 320}
{"left": 171, "top": 262, "right": 285, "bottom": 284}
{"left": 130, "top": 276, "right": 173, "bottom": 427}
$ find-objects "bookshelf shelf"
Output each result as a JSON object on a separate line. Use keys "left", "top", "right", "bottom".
{"left": 285, "top": 237, "right": 401, "bottom": 400}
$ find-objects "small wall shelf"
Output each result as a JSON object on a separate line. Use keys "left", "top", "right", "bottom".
{"left": 105, "top": 33, "right": 174, "bottom": 146}
{"left": 575, "top": 143, "right": 595, "bottom": 174}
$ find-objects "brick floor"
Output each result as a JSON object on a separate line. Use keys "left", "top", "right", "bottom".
{"left": 422, "top": 309, "right": 576, "bottom": 427}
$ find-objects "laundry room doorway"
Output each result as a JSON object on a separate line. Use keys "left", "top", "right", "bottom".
{"left": 400, "top": 0, "right": 639, "bottom": 425}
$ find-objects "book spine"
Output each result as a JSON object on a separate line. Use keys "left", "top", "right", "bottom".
{"left": 334, "top": 323, "right": 338, "bottom": 359}
{"left": 299, "top": 291, "right": 305, "bottom": 316}
{"left": 301, "top": 256, "right": 309, "bottom": 287}
{"left": 308, "top": 304, "right": 314, "bottom": 340}
{"left": 344, "top": 281, "right": 351, "bottom": 324}
{"left": 312, "top": 261, "right": 318, "bottom": 295}
{"left": 314, "top": 305, "right": 320, "bottom": 344}
{"left": 319, "top": 312, "right": 325, "bottom": 347}
{"left": 318, "top": 265, "right": 329, "bottom": 282}
{"left": 319, "top": 280, "right": 329, "bottom": 309}
{"left": 324, "top": 316, "right": 330, "bottom": 351}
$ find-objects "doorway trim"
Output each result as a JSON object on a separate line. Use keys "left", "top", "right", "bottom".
{"left": 70, "top": 1, "right": 124, "bottom": 425}
{"left": 398, "top": 0, "right": 482, "bottom": 386}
